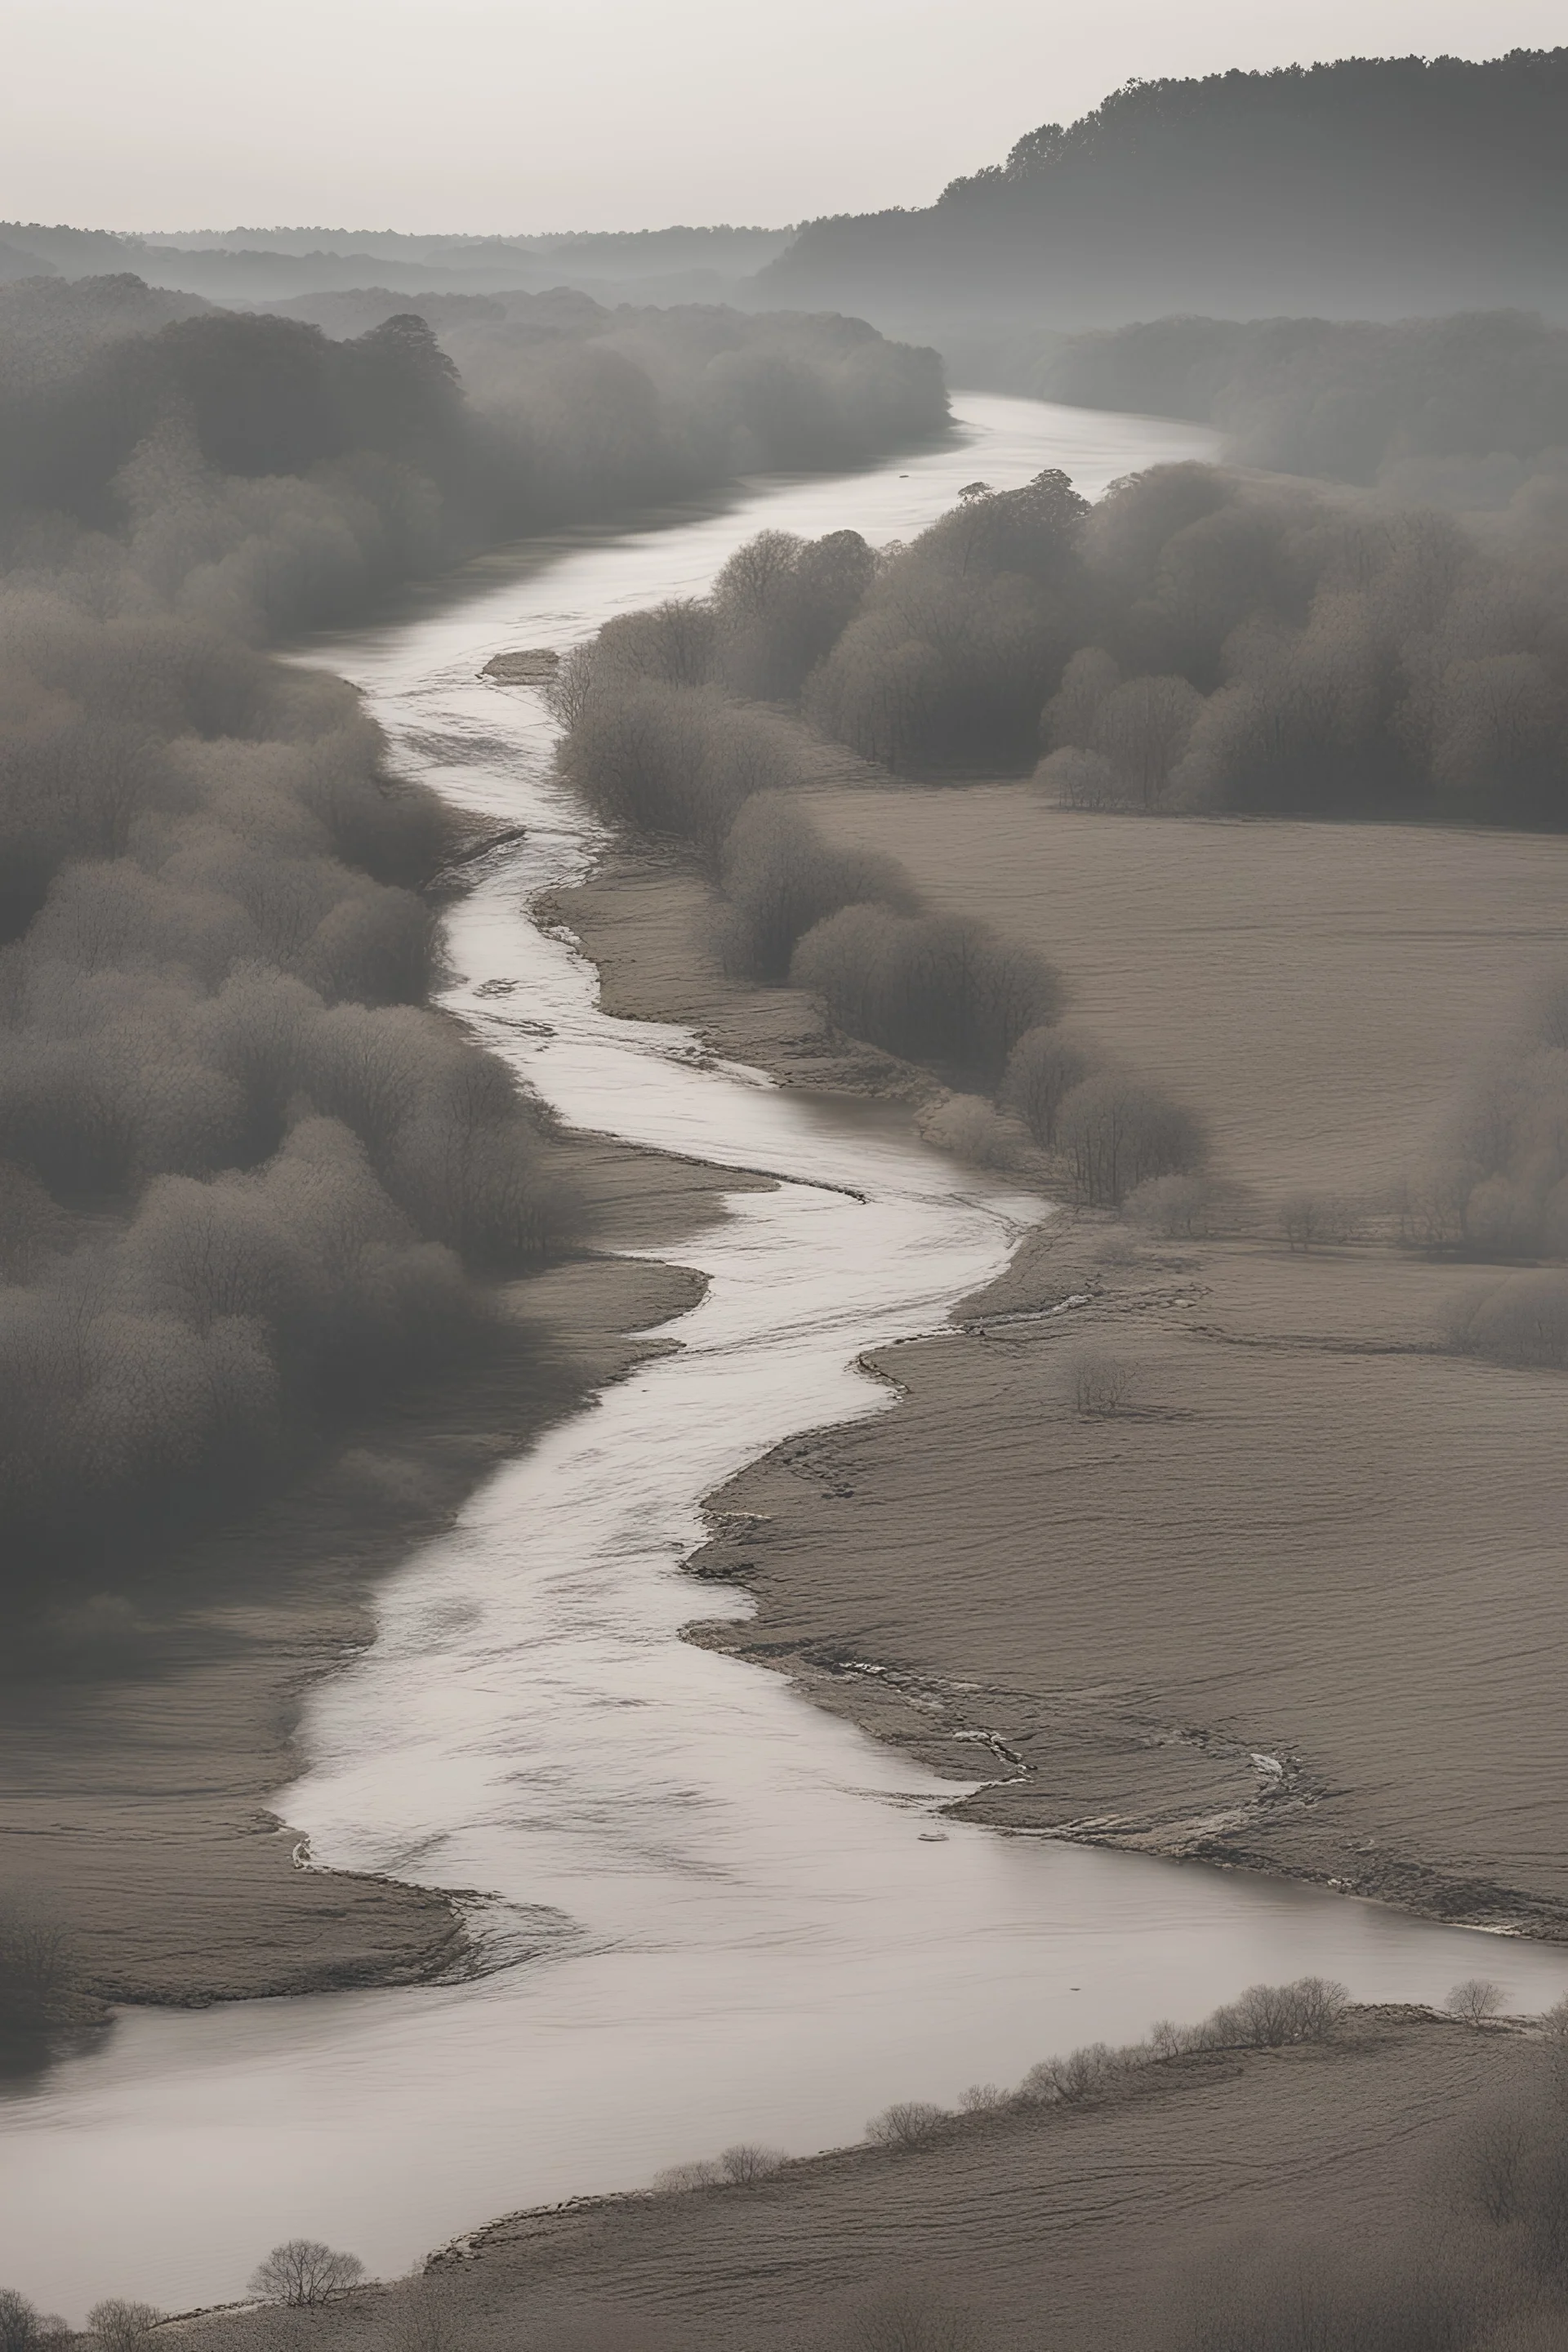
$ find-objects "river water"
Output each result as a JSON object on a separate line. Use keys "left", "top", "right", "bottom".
{"left": 7, "top": 397, "right": 1568, "bottom": 2319}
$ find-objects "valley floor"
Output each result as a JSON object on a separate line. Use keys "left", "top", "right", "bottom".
{"left": 0, "top": 1135, "right": 759, "bottom": 2016}
{"left": 554, "top": 801, "right": 1568, "bottom": 1935}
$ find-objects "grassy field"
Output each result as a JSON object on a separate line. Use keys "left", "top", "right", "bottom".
{"left": 808, "top": 792, "right": 1568, "bottom": 1195}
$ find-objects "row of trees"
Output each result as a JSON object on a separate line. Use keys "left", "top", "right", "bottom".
{"left": 0, "top": 277, "right": 951, "bottom": 1610}
{"left": 0, "top": 276, "right": 949, "bottom": 641}
{"left": 628, "top": 464, "right": 1568, "bottom": 832}
{"left": 1041, "top": 309, "right": 1568, "bottom": 494}
{"left": 555, "top": 639, "right": 1205, "bottom": 1193}
{"left": 0, "top": 604, "right": 570, "bottom": 1586}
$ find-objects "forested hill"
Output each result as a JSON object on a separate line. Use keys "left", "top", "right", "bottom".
{"left": 758, "top": 52, "right": 1568, "bottom": 333}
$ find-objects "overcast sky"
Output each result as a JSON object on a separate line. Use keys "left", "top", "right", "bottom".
{"left": 7, "top": 0, "right": 1566, "bottom": 234}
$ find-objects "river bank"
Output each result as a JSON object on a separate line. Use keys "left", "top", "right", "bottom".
{"left": 172, "top": 2005, "right": 1528, "bottom": 2351}
{"left": 22, "top": 395, "right": 1562, "bottom": 2326}
{"left": 551, "top": 809, "right": 1568, "bottom": 1940}
{"left": 0, "top": 1130, "right": 758, "bottom": 2021}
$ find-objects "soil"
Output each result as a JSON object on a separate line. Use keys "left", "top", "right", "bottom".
{"left": 174, "top": 2007, "right": 1531, "bottom": 2352}
{"left": 550, "top": 804, "right": 1568, "bottom": 1936}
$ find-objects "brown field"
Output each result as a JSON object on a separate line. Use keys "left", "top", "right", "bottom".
{"left": 182, "top": 2011, "right": 1529, "bottom": 2352}
{"left": 559, "top": 802, "right": 1568, "bottom": 1927}
{"left": 808, "top": 792, "right": 1568, "bottom": 1196}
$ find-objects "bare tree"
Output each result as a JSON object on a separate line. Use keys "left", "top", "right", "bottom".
{"left": 650, "top": 2159, "right": 724, "bottom": 2193}
{"left": 88, "top": 2306, "right": 163, "bottom": 2352}
{"left": 247, "top": 2243, "right": 364, "bottom": 2307}
{"left": 1057, "top": 1073, "right": 1205, "bottom": 1207}
{"left": 719, "top": 2143, "right": 786, "bottom": 2184}
{"left": 866, "top": 2100, "right": 949, "bottom": 2150}
{"left": 0, "top": 2294, "right": 42, "bottom": 2352}
{"left": 1281, "top": 1192, "right": 1359, "bottom": 1250}
{"left": 1447, "top": 1979, "right": 1506, "bottom": 2026}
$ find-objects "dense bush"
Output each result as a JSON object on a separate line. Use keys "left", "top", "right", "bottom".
{"left": 804, "top": 473, "right": 1088, "bottom": 774}
{"left": 1055, "top": 1074, "right": 1207, "bottom": 1207}
{"left": 791, "top": 906, "right": 1061, "bottom": 1084}
{"left": 674, "top": 458, "right": 1568, "bottom": 831}
{"left": 715, "top": 791, "right": 916, "bottom": 980}
{"left": 0, "top": 608, "right": 569, "bottom": 1588}
{"left": 0, "top": 283, "right": 947, "bottom": 1606}
{"left": 1413, "top": 964, "right": 1568, "bottom": 1272}
{"left": 0, "top": 282, "right": 948, "bottom": 638}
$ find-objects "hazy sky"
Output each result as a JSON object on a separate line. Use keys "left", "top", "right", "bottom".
{"left": 7, "top": 0, "right": 1566, "bottom": 234}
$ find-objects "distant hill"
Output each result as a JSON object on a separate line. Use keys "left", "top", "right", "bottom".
{"left": 757, "top": 52, "right": 1568, "bottom": 337}
{"left": 0, "top": 221, "right": 795, "bottom": 310}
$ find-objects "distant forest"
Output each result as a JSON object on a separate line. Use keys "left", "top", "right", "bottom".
{"left": 0, "top": 221, "right": 795, "bottom": 307}
{"left": 1040, "top": 312, "right": 1568, "bottom": 501}
{"left": 0, "top": 278, "right": 942, "bottom": 1623}
{"left": 761, "top": 52, "right": 1568, "bottom": 330}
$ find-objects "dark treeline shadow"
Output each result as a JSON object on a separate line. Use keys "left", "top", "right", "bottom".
{"left": 1040, "top": 310, "right": 1568, "bottom": 502}
{"left": 759, "top": 51, "right": 1568, "bottom": 330}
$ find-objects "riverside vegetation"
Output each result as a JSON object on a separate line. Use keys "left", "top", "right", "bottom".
{"left": 11, "top": 1981, "right": 1568, "bottom": 2351}
{"left": 0, "top": 276, "right": 945, "bottom": 2046}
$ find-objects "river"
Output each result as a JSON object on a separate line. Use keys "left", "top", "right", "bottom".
{"left": 7, "top": 396, "right": 1568, "bottom": 2319}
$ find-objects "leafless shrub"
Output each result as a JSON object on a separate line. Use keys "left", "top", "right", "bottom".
{"left": 1208, "top": 1976, "right": 1350, "bottom": 2047}
{"left": 1448, "top": 1979, "right": 1507, "bottom": 2025}
{"left": 88, "top": 2307, "right": 163, "bottom": 2352}
{"left": 1057, "top": 1073, "right": 1206, "bottom": 1206}
{"left": 1281, "top": 1192, "right": 1360, "bottom": 1250}
{"left": 1445, "top": 1273, "right": 1568, "bottom": 1370}
{"left": 866, "top": 2100, "right": 949, "bottom": 2149}
{"left": 957, "top": 2082, "right": 1005, "bottom": 2113}
{"left": 247, "top": 2243, "right": 364, "bottom": 2307}
{"left": 0, "top": 2294, "right": 45, "bottom": 2352}
{"left": 1001, "top": 1025, "right": 1097, "bottom": 1148}
{"left": 719, "top": 2143, "right": 786, "bottom": 2185}
{"left": 1071, "top": 1350, "right": 1135, "bottom": 1417}
{"left": 1019, "top": 2042, "right": 1133, "bottom": 2104}
{"left": 649, "top": 2158, "right": 724, "bottom": 2193}
{"left": 715, "top": 791, "right": 915, "bottom": 982}
{"left": 792, "top": 905, "right": 1062, "bottom": 1085}
{"left": 917, "top": 1094, "right": 1027, "bottom": 1169}
{"left": 1127, "top": 1170, "right": 1246, "bottom": 1240}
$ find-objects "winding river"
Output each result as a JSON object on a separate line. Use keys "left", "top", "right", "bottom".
{"left": 8, "top": 396, "right": 1568, "bottom": 2319}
